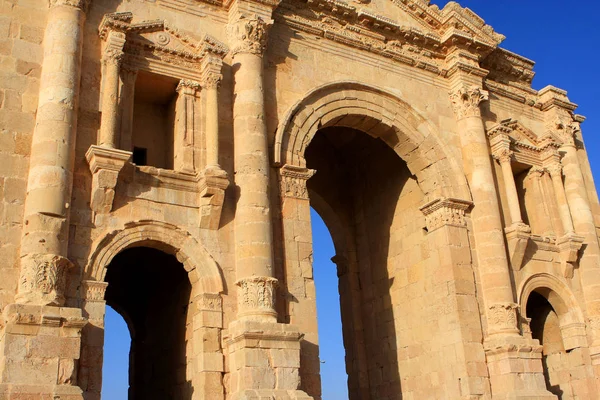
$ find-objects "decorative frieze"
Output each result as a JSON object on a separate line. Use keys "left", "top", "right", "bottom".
{"left": 236, "top": 276, "right": 278, "bottom": 320}
{"left": 82, "top": 280, "right": 109, "bottom": 302}
{"left": 279, "top": 164, "right": 316, "bottom": 200}
{"left": 488, "top": 302, "right": 519, "bottom": 335}
{"left": 16, "top": 254, "right": 73, "bottom": 307}
{"left": 50, "top": 0, "right": 89, "bottom": 10}
{"left": 228, "top": 15, "right": 271, "bottom": 56}
{"left": 449, "top": 85, "right": 488, "bottom": 120}
{"left": 197, "top": 293, "right": 223, "bottom": 312}
{"left": 419, "top": 197, "right": 473, "bottom": 232}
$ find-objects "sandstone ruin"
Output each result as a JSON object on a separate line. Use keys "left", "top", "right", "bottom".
{"left": 0, "top": 0, "right": 599, "bottom": 398}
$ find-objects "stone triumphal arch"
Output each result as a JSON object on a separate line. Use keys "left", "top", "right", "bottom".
{"left": 0, "top": 0, "right": 599, "bottom": 398}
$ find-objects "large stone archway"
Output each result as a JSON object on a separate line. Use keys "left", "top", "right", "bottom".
{"left": 274, "top": 82, "right": 486, "bottom": 399}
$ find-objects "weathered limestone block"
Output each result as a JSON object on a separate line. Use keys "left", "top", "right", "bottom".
{"left": 225, "top": 320, "right": 313, "bottom": 400}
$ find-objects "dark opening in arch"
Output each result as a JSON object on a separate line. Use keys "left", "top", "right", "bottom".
{"left": 104, "top": 246, "right": 192, "bottom": 400}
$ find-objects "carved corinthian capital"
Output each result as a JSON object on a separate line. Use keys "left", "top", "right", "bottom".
{"left": 228, "top": 15, "right": 271, "bottom": 56}
{"left": 492, "top": 148, "right": 514, "bottom": 165}
{"left": 449, "top": 85, "right": 489, "bottom": 120}
{"left": 488, "top": 302, "right": 519, "bottom": 335}
{"left": 419, "top": 197, "right": 473, "bottom": 232}
{"left": 279, "top": 164, "right": 316, "bottom": 200}
{"left": 50, "top": 0, "right": 89, "bottom": 11}
{"left": 236, "top": 276, "right": 278, "bottom": 320}
{"left": 16, "top": 254, "right": 73, "bottom": 306}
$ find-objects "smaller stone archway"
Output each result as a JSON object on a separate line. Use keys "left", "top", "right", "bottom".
{"left": 519, "top": 273, "right": 594, "bottom": 398}
{"left": 80, "top": 220, "right": 226, "bottom": 400}
{"left": 519, "top": 273, "right": 586, "bottom": 351}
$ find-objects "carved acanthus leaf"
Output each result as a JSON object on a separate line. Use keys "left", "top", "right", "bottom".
{"left": 228, "top": 15, "right": 271, "bottom": 56}
{"left": 449, "top": 85, "right": 488, "bottom": 119}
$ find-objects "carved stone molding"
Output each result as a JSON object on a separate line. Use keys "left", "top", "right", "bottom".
{"left": 50, "top": 0, "right": 89, "bottom": 11}
{"left": 82, "top": 280, "right": 108, "bottom": 302}
{"left": 279, "top": 164, "right": 316, "bottom": 200}
{"left": 86, "top": 145, "right": 132, "bottom": 215}
{"left": 198, "top": 167, "right": 229, "bottom": 230}
{"left": 419, "top": 197, "right": 473, "bottom": 232}
{"left": 176, "top": 79, "right": 201, "bottom": 95}
{"left": 331, "top": 254, "right": 349, "bottom": 278}
{"left": 200, "top": 56, "right": 223, "bottom": 89}
{"left": 236, "top": 276, "right": 278, "bottom": 320}
{"left": 557, "top": 233, "right": 585, "bottom": 279}
{"left": 196, "top": 293, "right": 223, "bottom": 312}
{"left": 449, "top": 85, "right": 488, "bottom": 120}
{"left": 16, "top": 254, "right": 73, "bottom": 306}
{"left": 488, "top": 302, "right": 519, "bottom": 335}
{"left": 228, "top": 15, "right": 271, "bottom": 56}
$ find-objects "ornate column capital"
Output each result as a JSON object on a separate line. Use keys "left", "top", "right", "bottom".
{"left": 103, "top": 48, "right": 124, "bottom": 67}
{"left": 279, "top": 164, "right": 316, "bottom": 200}
{"left": 492, "top": 148, "right": 514, "bottom": 165}
{"left": 419, "top": 197, "right": 473, "bottom": 232}
{"left": 525, "top": 166, "right": 545, "bottom": 180}
{"left": 176, "top": 79, "right": 201, "bottom": 96}
{"left": 49, "top": 0, "right": 89, "bottom": 11}
{"left": 16, "top": 254, "right": 74, "bottom": 306}
{"left": 82, "top": 280, "right": 109, "bottom": 302}
{"left": 488, "top": 302, "right": 519, "bottom": 335}
{"left": 200, "top": 56, "right": 223, "bottom": 89}
{"left": 545, "top": 162, "right": 563, "bottom": 178}
{"left": 449, "top": 85, "right": 488, "bottom": 120}
{"left": 236, "top": 276, "right": 278, "bottom": 320}
{"left": 228, "top": 14, "right": 272, "bottom": 57}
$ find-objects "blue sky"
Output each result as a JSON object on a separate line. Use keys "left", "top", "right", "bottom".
{"left": 102, "top": 1, "right": 600, "bottom": 398}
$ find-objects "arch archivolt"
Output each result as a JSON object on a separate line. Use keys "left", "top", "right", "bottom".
{"left": 86, "top": 220, "right": 224, "bottom": 295}
{"left": 519, "top": 273, "right": 587, "bottom": 350}
{"left": 274, "top": 81, "right": 470, "bottom": 200}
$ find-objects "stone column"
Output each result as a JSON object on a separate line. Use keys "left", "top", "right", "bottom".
{"left": 494, "top": 149, "right": 524, "bottom": 227}
{"left": 201, "top": 55, "right": 223, "bottom": 172}
{"left": 546, "top": 160, "right": 575, "bottom": 236}
{"left": 449, "top": 85, "right": 554, "bottom": 399}
{"left": 17, "top": 0, "right": 88, "bottom": 306}
{"left": 119, "top": 67, "right": 137, "bottom": 151}
{"left": 557, "top": 122, "right": 600, "bottom": 351}
{"left": 174, "top": 79, "right": 200, "bottom": 173}
{"left": 5, "top": 0, "right": 90, "bottom": 397}
{"left": 99, "top": 34, "right": 124, "bottom": 149}
{"left": 449, "top": 85, "right": 519, "bottom": 336}
{"left": 228, "top": 14, "right": 277, "bottom": 322}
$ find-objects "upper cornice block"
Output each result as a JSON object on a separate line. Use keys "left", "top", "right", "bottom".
{"left": 538, "top": 85, "right": 578, "bottom": 112}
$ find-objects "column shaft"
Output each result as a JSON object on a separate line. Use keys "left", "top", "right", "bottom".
{"left": 18, "top": 0, "right": 85, "bottom": 307}
{"left": 99, "top": 46, "right": 122, "bottom": 148}
{"left": 548, "top": 164, "right": 575, "bottom": 235}
{"left": 450, "top": 86, "right": 518, "bottom": 336}
{"left": 119, "top": 68, "right": 137, "bottom": 151}
{"left": 561, "top": 139, "right": 600, "bottom": 349}
{"left": 230, "top": 15, "right": 277, "bottom": 321}
{"left": 498, "top": 154, "right": 523, "bottom": 225}
{"left": 205, "top": 86, "right": 219, "bottom": 168}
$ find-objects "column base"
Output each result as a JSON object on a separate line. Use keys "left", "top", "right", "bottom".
{"left": 485, "top": 335, "right": 557, "bottom": 400}
{"left": 225, "top": 320, "right": 313, "bottom": 399}
{"left": 0, "top": 304, "right": 87, "bottom": 398}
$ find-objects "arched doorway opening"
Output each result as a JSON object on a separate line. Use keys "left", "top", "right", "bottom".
{"left": 102, "top": 305, "right": 130, "bottom": 399}
{"left": 526, "top": 291, "right": 567, "bottom": 398}
{"left": 103, "top": 246, "right": 192, "bottom": 400}
{"left": 305, "top": 125, "right": 415, "bottom": 398}
{"left": 310, "top": 207, "right": 348, "bottom": 400}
